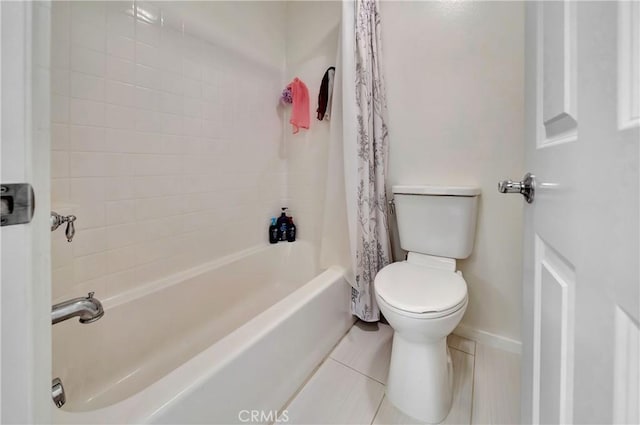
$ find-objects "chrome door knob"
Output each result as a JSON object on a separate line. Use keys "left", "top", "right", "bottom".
{"left": 498, "top": 172, "right": 535, "bottom": 203}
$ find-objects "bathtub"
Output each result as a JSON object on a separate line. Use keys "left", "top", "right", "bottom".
{"left": 53, "top": 241, "right": 354, "bottom": 424}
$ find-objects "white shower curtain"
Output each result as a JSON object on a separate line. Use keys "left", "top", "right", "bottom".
{"left": 321, "top": 0, "right": 391, "bottom": 322}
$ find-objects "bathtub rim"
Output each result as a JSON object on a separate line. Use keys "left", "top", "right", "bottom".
{"left": 53, "top": 263, "right": 348, "bottom": 423}
{"left": 93, "top": 241, "right": 313, "bottom": 311}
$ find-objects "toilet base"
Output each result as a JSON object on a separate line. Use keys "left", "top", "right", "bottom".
{"left": 386, "top": 333, "right": 453, "bottom": 424}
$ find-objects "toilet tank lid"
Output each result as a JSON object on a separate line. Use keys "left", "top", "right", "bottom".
{"left": 392, "top": 185, "right": 481, "bottom": 196}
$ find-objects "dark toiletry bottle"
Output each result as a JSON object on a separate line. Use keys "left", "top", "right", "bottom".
{"left": 276, "top": 207, "right": 289, "bottom": 241}
{"left": 269, "top": 217, "right": 279, "bottom": 244}
{"left": 287, "top": 217, "right": 296, "bottom": 242}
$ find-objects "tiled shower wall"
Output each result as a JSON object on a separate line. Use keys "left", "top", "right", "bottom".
{"left": 50, "top": 1, "right": 286, "bottom": 301}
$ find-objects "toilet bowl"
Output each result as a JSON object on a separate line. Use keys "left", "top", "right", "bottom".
{"left": 375, "top": 256, "right": 468, "bottom": 423}
{"left": 375, "top": 185, "right": 480, "bottom": 423}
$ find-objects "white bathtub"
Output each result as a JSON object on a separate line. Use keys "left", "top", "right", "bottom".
{"left": 53, "top": 241, "right": 354, "bottom": 424}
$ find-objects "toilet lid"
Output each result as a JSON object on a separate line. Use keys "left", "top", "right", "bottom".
{"left": 374, "top": 262, "right": 467, "bottom": 314}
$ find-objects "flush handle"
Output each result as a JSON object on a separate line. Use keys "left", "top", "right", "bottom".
{"left": 498, "top": 173, "right": 535, "bottom": 203}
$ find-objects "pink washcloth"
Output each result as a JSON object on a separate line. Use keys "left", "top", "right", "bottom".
{"left": 288, "top": 78, "right": 310, "bottom": 134}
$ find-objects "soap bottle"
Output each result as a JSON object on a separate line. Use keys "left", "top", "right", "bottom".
{"left": 276, "top": 207, "right": 289, "bottom": 241}
{"left": 269, "top": 217, "right": 278, "bottom": 244}
{"left": 287, "top": 217, "right": 296, "bottom": 242}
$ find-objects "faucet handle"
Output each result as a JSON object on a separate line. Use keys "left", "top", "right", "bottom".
{"left": 87, "top": 292, "right": 94, "bottom": 299}
{"left": 51, "top": 211, "right": 77, "bottom": 242}
{"left": 65, "top": 215, "right": 76, "bottom": 242}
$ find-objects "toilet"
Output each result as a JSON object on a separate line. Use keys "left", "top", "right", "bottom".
{"left": 374, "top": 185, "right": 480, "bottom": 423}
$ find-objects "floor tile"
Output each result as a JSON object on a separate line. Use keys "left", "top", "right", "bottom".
{"left": 284, "top": 358, "right": 385, "bottom": 425}
{"left": 447, "top": 334, "right": 476, "bottom": 356}
{"left": 372, "top": 348, "right": 474, "bottom": 425}
{"left": 330, "top": 321, "right": 394, "bottom": 384}
{"left": 471, "top": 344, "right": 521, "bottom": 424}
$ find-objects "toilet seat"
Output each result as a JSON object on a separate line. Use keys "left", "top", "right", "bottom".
{"left": 375, "top": 261, "right": 468, "bottom": 318}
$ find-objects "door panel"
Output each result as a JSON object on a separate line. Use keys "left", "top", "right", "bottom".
{"left": 0, "top": 1, "right": 52, "bottom": 422}
{"left": 522, "top": 1, "right": 639, "bottom": 424}
{"left": 541, "top": 1, "right": 577, "bottom": 145}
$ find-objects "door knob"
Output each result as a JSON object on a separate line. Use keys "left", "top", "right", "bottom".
{"left": 498, "top": 173, "right": 535, "bottom": 203}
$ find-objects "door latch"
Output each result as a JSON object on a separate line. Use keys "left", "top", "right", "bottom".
{"left": 0, "top": 183, "right": 35, "bottom": 226}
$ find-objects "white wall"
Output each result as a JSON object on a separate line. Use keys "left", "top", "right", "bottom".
{"left": 50, "top": 1, "right": 287, "bottom": 302}
{"left": 284, "top": 1, "right": 341, "bottom": 247}
{"left": 381, "top": 1, "right": 525, "bottom": 343}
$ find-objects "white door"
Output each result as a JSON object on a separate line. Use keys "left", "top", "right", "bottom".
{"left": 515, "top": 1, "right": 639, "bottom": 424}
{"left": 0, "top": 1, "right": 52, "bottom": 422}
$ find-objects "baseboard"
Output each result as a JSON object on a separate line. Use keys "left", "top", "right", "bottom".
{"left": 454, "top": 323, "right": 522, "bottom": 354}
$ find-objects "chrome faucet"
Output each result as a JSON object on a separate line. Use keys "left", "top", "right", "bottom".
{"left": 50, "top": 211, "right": 76, "bottom": 242}
{"left": 52, "top": 292, "right": 104, "bottom": 325}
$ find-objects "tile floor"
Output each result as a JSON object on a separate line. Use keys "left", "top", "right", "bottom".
{"left": 282, "top": 322, "right": 520, "bottom": 424}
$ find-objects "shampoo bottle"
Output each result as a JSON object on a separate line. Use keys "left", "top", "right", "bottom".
{"left": 287, "top": 217, "right": 296, "bottom": 242}
{"left": 269, "top": 217, "right": 278, "bottom": 244}
{"left": 276, "top": 207, "right": 289, "bottom": 241}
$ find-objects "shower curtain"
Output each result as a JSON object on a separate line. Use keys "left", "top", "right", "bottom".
{"left": 321, "top": 0, "right": 391, "bottom": 322}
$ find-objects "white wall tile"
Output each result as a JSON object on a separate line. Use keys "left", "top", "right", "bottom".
{"left": 135, "top": 109, "right": 161, "bottom": 132}
{"left": 107, "top": 4, "right": 135, "bottom": 39}
{"left": 107, "top": 56, "right": 135, "bottom": 83}
{"left": 106, "top": 200, "right": 136, "bottom": 225}
{"left": 135, "top": 20, "right": 161, "bottom": 47}
{"left": 106, "top": 245, "right": 137, "bottom": 273}
{"left": 105, "top": 128, "right": 136, "bottom": 152}
{"left": 134, "top": 86, "right": 160, "bottom": 111}
{"left": 51, "top": 1, "right": 287, "bottom": 302}
{"left": 161, "top": 71, "right": 183, "bottom": 95}
{"left": 160, "top": 92, "right": 183, "bottom": 115}
{"left": 160, "top": 113, "right": 183, "bottom": 135}
{"left": 107, "top": 34, "right": 135, "bottom": 61}
{"left": 51, "top": 39, "right": 70, "bottom": 70}
{"left": 105, "top": 80, "right": 136, "bottom": 107}
{"left": 70, "top": 152, "right": 107, "bottom": 177}
{"left": 71, "top": 20, "right": 106, "bottom": 52}
{"left": 104, "top": 176, "right": 135, "bottom": 201}
{"left": 51, "top": 178, "right": 70, "bottom": 203}
{"left": 135, "top": 64, "right": 162, "bottom": 90}
{"left": 52, "top": 69, "right": 70, "bottom": 95}
{"left": 51, "top": 151, "right": 70, "bottom": 178}
{"left": 69, "top": 98, "right": 105, "bottom": 126}
{"left": 182, "top": 77, "right": 201, "bottom": 98}
{"left": 70, "top": 72, "right": 105, "bottom": 101}
{"left": 73, "top": 252, "right": 108, "bottom": 283}
{"left": 72, "top": 227, "right": 107, "bottom": 257}
{"left": 135, "top": 41, "right": 162, "bottom": 69}
{"left": 105, "top": 222, "right": 139, "bottom": 249}
{"left": 74, "top": 203, "right": 106, "bottom": 230}
{"left": 52, "top": 94, "right": 69, "bottom": 124}
{"left": 69, "top": 125, "right": 105, "bottom": 152}
{"left": 105, "top": 153, "right": 135, "bottom": 176}
{"left": 70, "top": 177, "right": 105, "bottom": 202}
{"left": 71, "top": 46, "right": 106, "bottom": 77}
{"left": 105, "top": 104, "right": 136, "bottom": 129}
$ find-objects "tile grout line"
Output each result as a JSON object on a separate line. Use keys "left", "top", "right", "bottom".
{"left": 469, "top": 344, "right": 478, "bottom": 425}
{"left": 330, "top": 343, "right": 473, "bottom": 388}
{"left": 328, "top": 356, "right": 388, "bottom": 386}
{"left": 273, "top": 323, "right": 357, "bottom": 424}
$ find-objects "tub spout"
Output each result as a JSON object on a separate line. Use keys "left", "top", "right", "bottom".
{"left": 52, "top": 292, "right": 104, "bottom": 325}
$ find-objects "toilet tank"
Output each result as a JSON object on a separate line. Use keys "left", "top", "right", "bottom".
{"left": 392, "top": 185, "right": 480, "bottom": 259}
